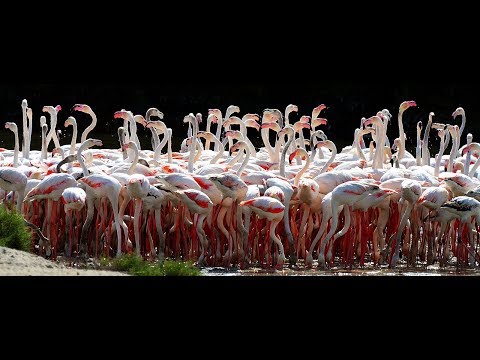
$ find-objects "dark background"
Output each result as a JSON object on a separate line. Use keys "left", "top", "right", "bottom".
{"left": 1, "top": 81, "right": 478, "bottom": 154}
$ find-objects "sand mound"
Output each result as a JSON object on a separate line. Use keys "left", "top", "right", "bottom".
{"left": 0, "top": 247, "right": 128, "bottom": 276}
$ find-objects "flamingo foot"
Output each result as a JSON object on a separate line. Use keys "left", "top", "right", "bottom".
{"left": 390, "top": 253, "right": 400, "bottom": 268}
{"left": 427, "top": 250, "right": 434, "bottom": 265}
{"left": 305, "top": 252, "right": 314, "bottom": 268}
{"left": 289, "top": 254, "right": 298, "bottom": 266}
{"left": 275, "top": 255, "right": 285, "bottom": 270}
{"left": 373, "top": 250, "right": 380, "bottom": 265}
{"left": 317, "top": 255, "right": 327, "bottom": 269}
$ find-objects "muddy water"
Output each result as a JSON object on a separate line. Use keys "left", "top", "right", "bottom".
{"left": 200, "top": 260, "right": 480, "bottom": 276}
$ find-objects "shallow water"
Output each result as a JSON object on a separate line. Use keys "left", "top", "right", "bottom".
{"left": 200, "top": 260, "right": 480, "bottom": 276}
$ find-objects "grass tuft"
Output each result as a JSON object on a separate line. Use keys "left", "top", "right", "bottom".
{"left": 108, "top": 254, "right": 201, "bottom": 276}
{"left": 0, "top": 207, "right": 32, "bottom": 252}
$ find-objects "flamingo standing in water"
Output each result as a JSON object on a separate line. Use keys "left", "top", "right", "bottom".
{"left": 61, "top": 187, "right": 86, "bottom": 257}
{"left": 240, "top": 196, "right": 286, "bottom": 269}
{"left": 79, "top": 173, "right": 123, "bottom": 257}
{"left": 171, "top": 188, "right": 213, "bottom": 265}
{"left": 24, "top": 173, "right": 78, "bottom": 258}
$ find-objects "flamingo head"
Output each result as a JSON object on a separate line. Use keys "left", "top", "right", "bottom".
{"left": 4, "top": 122, "right": 15, "bottom": 130}
{"left": 227, "top": 105, "right": 240, "bottom": 115}
{"left": 42, "top": 105, "right": 55, "bottom": 113}
{"left": 286, "top": 104, "right": 299, "bottom": 114}
{"left": 64, "top": 116, "right": 76, "bottom": 127}
{"left": 364, "top": 116, "right": 382, "bottom": 127}
{"left": 313, "top": 118, "right": 328, "bottom": 127}
{"left": 134, "top": 115, "right": 147, "bottom": 127}
{"left": 400, "top": 100, "right": 417, "bottom": 112}
{"left": 89, "top": 138, "right": 103, "bottom": 148}
{"left": 299, "top": 115, "right": 311, "bottom": 124}
{"left": 452, "top": 107, "right": 465, "bottom": 118}
{"left": 417, "top": 121, "right": 423, "bottom": 131}
{"left": 288, "top": 149, "right": 308, "bottom": 163}
{"left": 208, "top": 109, "right": 222, "bottom": 119}
{"left": 72, "top": 104, "right": 91, "bottom": 113}
{"left": 225, "top": 130, "right": 241, "bottom": 140}
{"left": 147, "top": 107, "right": 164, "bottom": 120}
{"left": 245, "top": 119, "right": 260, "bottom": 131}
{"left": 26, "top": 107, "right": 32, "bottom": 119}
{"left": 230, "top": 141, "right": 243, "bottom": 154}
{"left": 21, "top": 99, "right": 28, "bottom": 108}
{"left": 312, "top": 104, "right": 326, "bottom": 117}
{"left": 114, "top": 110, "right": 127, "bottom": 119}
{"left": 196, "top": 113, "right": 203, "bottom": 124}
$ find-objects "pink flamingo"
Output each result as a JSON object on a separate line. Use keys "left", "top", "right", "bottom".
{"left": 72, "top": 104, "right": 98, "bottom": 144}
{"left": 240, "top": 196, "right": 286, "bottom": 269}
{"left": 61, "top": 187, "right": 86, "bottom": 257}
{"left": 0, "top": 168, "right": 27, "bottom": 213}
{"left": 78, "top": 173, "right": 123, "bottom": 257}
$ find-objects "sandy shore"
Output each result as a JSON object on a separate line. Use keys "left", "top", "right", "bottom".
{"left": 0, "top": 247, "right": 129, "bottom": 276}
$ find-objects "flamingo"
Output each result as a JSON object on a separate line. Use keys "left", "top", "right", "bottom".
{"left": 78, "top": 173, "right": 123, "bottom": 257}
{"left": 43, "top": 105, "right": 62, "bottom": 151}
{"left": 0, "top": 168, "right": 27, "bottom": 213}
{"left": 5, "top": 122, "right": 20, "bottom": 167}
{"left": 70, "top": 104, "right": 97, "bottom": 146}
{"left": 397, "top": 100, "right": 417, "bottom": 161}
{"left": 171, "top": 188, "right": 213, "bottom": 265}
{"left": 240, "top": 196, "right": 286, "bottom": 269}
{"left": 61, "top": 187, "right": 86, "bottom": 257}
{"left": 64, "top": 116, "right": 78, "bottom": 156}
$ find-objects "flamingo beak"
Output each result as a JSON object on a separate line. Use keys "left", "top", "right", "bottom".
{"left": 288, "top": 151, "right": 298, "bottom": 164}
{"left": 407, "top": 101, "right": 417, "bottom": 107}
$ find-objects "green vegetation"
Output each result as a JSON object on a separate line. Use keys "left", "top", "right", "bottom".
{"left": 103, "top": 254, "right": 201, "bottom": 276}
{"left": 0, "top": 207, "right": 32, "bottom": 252}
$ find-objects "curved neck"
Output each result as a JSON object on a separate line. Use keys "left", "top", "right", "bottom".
{"left": 448, "top": 131, "right": 458, "bottom": 173}
{"left": 293, "top": 151, "right": 311, "bottom": 186}
{"left": 209, "top": 136, "right": 225, "bottom": 164}
{"left": 205, "top": 118, "right": 213, "bottom": 151}
{"left": 261, "top": 127, "right": 275, "bottom": 159}
{"left": 398, "top": 109, "right": 406, "bottom": 160}
{"left": 422, "top": 118, "right": 433, "bottom": 166}
{"left": 280, "top": 132, "right": 294, "bottom": 177}
{"left": 469, "top": 153, "right": 480, "bottom": 177}
{"left": 459, "top": 113, "right": 466, "bottom": 141}
{"left": 354, "top": 130, "right": 366, "bottom": 161}
{"left": 153, "top": 125, "right": 168, "bottom": 162}
{"left": 77, "top": 141, "right": 93, "bottom": 177}
{"left": 236, "top": 145, "right": 250, "bottom": 176}
{"left": 320, "top": 145, "right": 337, "bottom": 174}
{"left": 46, "top": 111, "right": 61, "bottom": 151}
{"left": 434, "top": 137, "right": 445, "bottom": 177}
{"left": 80, "top": 110, "right": 97, "bottom": 144}
{"left": 69, "top": 121, "right": 78, "bottom": 156}
{"left": 127, "top": 142, "right": 140, "bottom": 175}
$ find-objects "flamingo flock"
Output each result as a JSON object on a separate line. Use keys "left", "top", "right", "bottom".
{"left": 1, "top": 99, "right": 480, "bottom": 270}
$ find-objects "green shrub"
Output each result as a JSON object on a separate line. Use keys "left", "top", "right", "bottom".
{"left": 109, "top": 254, "right": 200, "bottom": 276}
{"left": 0, "top": 207, "right": 32, "bottom": 252}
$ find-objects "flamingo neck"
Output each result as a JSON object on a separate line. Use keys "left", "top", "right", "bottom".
{"left": 13, "top": 129, "right": 19, "bottom": 168}
{"left": 236, "top": 145, "right": 250, "bottom": 176}
{"left": 77, "top": 141, "right": 91, "bottom": 177}
{"left": 398, "top": 109, "right": 406, "bottom": 160}
{"left": 354, "top": 130, "right": 366, "bottom": 161}
{"left": 167, "top": 129, "right": 173, "bottom": 164}
{"left": 70, "top": 122, "right": 78, "bottom": 156}
{"left": 214, "top": 114, "right": 223, "bottom": 152}
{"left": 188, "top": 118, "right": 198, "bottom": 173}
{"left": 293, "top": 152, "right": 310, "bottom": 186}
{"left": 128, "top": 143, "right": 140, "bottom": 175}
{"left": 80, "top": 110, "right": 97, "bottom": 144}
{"left": 280, "top": 132, "right": 294, "bottom": 177}
{"left": 422, "top": 118, "right": 433, "bottom": 166}
{"left": 320, "top": 145, "right": 337, "bottom": 174}
{"left": 210, "top": 137, "right": 225, "bottom": 164}
{"left": 21, "top": 105, "right": 29, "bottom": 160}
